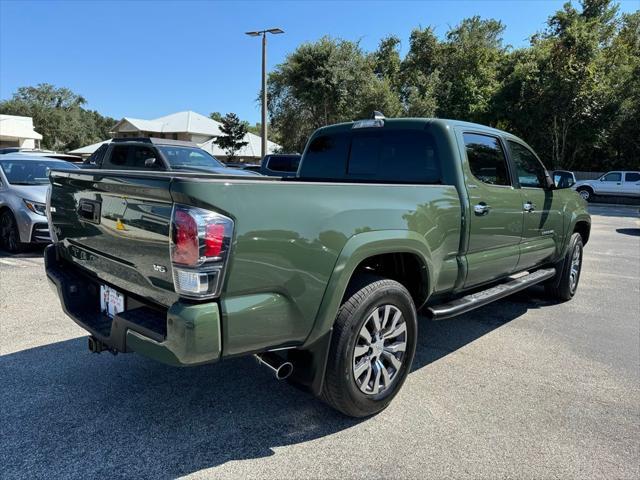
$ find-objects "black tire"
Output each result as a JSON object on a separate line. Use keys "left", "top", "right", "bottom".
{"left": 321, "top": 276, "right": 417, "bottom": 417}
{"left": 0, "top": 210, "right": 23, "bottom": 253}
{"left": 576, "top": 187, "right": 593, "bottom": 202}
{"left": 545, "top": 233, "right": 584, "bottom": 301}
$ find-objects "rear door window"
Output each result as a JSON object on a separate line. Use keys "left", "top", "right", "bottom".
{"left": 624, "top": 172, "right": 639, "bottom": 182}
{"left": 463, "top": 133, "right": 510, "bottom": 186}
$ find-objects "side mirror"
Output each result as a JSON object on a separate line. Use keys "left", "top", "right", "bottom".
{"left": 144, "top": 157, "right": 157, "bottom": 168}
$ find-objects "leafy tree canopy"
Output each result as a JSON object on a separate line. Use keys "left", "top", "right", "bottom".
{"left": 267, "top": 0, "right": 639, "bottom": 170}
{"left": 0, "top": 83, "right": 116, "bottom": 152}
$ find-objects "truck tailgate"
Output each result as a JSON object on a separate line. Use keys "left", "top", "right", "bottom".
{"left": 48, "top": 170, "right": 177, "bottom": 307}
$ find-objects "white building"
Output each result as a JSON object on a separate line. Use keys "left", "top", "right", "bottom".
{"left": 69, "top": 110, "right": 279, "bottom": 162}
{"left": 0, "top": 114, "right": 43, "bottom": 149}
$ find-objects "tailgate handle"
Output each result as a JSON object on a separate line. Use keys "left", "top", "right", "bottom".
{"left": 78, "top": 199, "right": 101, "bottom": 224}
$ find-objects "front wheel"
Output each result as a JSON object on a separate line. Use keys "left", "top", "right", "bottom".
{"left": 321, "top": 277, "right": 417, "bottom": 417}
{"left": 545, "top": 233, "right": 584, "bottom": 301}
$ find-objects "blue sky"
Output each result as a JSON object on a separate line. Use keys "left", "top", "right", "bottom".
{"left": 1, "top": 0, "right": 637, "bottom": 123}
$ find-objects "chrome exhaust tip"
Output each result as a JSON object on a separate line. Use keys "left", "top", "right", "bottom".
{"left": 254, "top": 352, "right": 294, "bottom": 380}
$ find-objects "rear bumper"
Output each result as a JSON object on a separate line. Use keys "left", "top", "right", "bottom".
{"left": 44, "top": 244, "right": 221, "bottom": 366}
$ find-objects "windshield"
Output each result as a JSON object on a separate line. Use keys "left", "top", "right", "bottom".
{"left": 0, "top": 159, "right": 78, "bottom": 185}
{"left": 157, "top": 146, "right": 224, "bottom": 170}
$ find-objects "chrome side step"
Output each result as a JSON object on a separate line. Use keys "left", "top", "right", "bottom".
{"left": 427, "top": 268, "right": 555, "bottom": 320}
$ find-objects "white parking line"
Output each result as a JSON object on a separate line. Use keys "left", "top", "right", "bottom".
{"left": 0, "top": 258, "right": 20, "bottom": 266}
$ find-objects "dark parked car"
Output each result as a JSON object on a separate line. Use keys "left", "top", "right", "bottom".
{"left": 260, "top": 154, "right": 301, "bottom": 177}
{"left": 84, "top": 137, "right": 258, "bottom": 176}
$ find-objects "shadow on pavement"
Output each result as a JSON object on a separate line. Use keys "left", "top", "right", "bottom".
{"left": 1, "top": 286, "right": 553, "bottom": 478}
{"left": 615, "top": 228, "right": 640, "bottom": 237}
{"left": 0, "top": 244, "right": 46, "bottom": 259}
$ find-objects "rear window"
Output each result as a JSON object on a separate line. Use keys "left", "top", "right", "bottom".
{"left": 300, "top": 129, "right": 441, "bottom": 183}
{"left": 625, "top": 172, "right": 640, "bottom": 182}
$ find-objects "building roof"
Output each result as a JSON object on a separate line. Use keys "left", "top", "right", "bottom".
{"left": 0, "top": 114, "right": 43, "bottom": 140}
{"left": 67, "top": 139, "right": 111, "bottom": 155}
{"left": 111, "top": 111, "right": 222, "bottom": 136}
{"left": 73, "top": 110, "right": 282, "bottom": 158}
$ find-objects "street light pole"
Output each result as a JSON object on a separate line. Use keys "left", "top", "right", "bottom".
{"left": 261, "top": 32, "right": 267, "bottom": 159}
{"left": 245, "top": 28, "right": 284, "bottom": 159}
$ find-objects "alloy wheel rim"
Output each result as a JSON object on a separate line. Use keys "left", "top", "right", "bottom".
{"left": 569, "top": 244, "right": 582, "bottom": 293}
{"left": 352, "top": 304, "right": 407, "bottom": 395}
{"left": 579, "top": 190, "right": 589, "bottom": 200}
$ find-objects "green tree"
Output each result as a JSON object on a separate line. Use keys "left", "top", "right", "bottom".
{"left": 494, "top": 0, "right": 628, "bottom": 169}
{"left": 436, "top": 16, "right": 507, "bottom": 123}
{"left": 0, "top": 83, "right": 115, "bottom": 151}
{"left": 209, "top": 111, "right": 224, "bottom": 122}
{"left": 268, "top": 36, "right": 401, "bottom": 152}
{"left": 400, "top": 27, "right": 441, "bottom": 116}
{"left": 213, "top": 112, "right": 249, "bottom": 161}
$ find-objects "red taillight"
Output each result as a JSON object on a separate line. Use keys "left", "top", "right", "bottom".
{"left": 204, "top": 223, "right": 225, "bottom": 258}
{"left": 170, "top": 205, "right": 234, "bottom": 299}
{"left": 172, "top": 209, "right": 199, "bottom": 265}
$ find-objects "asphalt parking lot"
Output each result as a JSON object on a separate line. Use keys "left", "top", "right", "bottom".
{"left": 1, "top": 204, "right": 638, "bottom": 479}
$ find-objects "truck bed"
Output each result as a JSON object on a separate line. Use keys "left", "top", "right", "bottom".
{"left": 48, "top": 168, "right": 462, "bottom": 356}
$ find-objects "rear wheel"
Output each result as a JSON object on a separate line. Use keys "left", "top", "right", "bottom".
{"left": 545, "top": 233, "right": 584, "bottom": 301}
{"left": 0, "top": 210, "right": 23, "bottom": 253}
{"left": 321, "top": 276, "right": 417, "bottom": 417}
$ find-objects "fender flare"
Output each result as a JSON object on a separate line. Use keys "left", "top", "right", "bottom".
{"left": 298, "top": 230, "right": 433, "bottom": 396}
{"left": 304, "top": 229, "right": 434, "bottom": 348}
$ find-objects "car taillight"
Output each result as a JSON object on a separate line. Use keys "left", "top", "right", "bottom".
{"left": 170, "top": 205, "right": 234, "bottom": 299}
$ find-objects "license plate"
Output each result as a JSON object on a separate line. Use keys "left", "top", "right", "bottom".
{"left": 100, "top": 285, "right": 125, "bottom": 318}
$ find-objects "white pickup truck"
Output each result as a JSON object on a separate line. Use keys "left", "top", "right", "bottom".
{"left": 573, "top": 171, "right": 640, "bottom": 201}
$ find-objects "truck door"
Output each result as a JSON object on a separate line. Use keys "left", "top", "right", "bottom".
{"left": 622, "top": 172, "right": 640, "bottom": 196}
{"left": 597, "top": 172, "right": 623, "bottom": 194}
{"left": 460, "top": 132, "right": 524, "bottom": 287}
{"left": 506, "top": 140, "right": 564, "bottom": 270}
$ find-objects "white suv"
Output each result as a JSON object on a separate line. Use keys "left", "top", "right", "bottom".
{"left": 573, "top": 171, "right": 640, "bottom": 201}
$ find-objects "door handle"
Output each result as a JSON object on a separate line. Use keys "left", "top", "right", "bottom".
{"left": 523, "top": 201, "right": 536, "bottom": 212}
{"left": 474, "top": 203, "right": 490, "bottom": 216}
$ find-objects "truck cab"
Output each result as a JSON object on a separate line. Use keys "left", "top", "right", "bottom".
{"left": 573, "top": 170, "right": 640, "bottom": 201}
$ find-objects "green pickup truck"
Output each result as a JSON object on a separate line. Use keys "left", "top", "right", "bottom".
{"left": 45, "top": 117, "right": 590, "bottom": 417}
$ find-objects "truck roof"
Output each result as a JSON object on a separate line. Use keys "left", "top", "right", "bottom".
{"left": 313, "top": 117, "right": 521, "bottom": 141}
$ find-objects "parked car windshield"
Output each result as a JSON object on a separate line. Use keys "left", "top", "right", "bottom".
{"left": 157, "top": 146, "right": 224, "bottom": 170}
{"left": 0, "top": 159, "right": 78, "bottom": 185}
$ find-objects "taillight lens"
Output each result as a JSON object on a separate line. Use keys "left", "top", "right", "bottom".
{"left": 172, "top": 209, "right": 199, "bottom": 265}
{"left": 170, "top": 205, "right": 234, "bottom": 299}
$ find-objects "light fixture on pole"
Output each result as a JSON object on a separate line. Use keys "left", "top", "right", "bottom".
{"left": 245, "top": 28, "right": 284, "bottom": 159}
